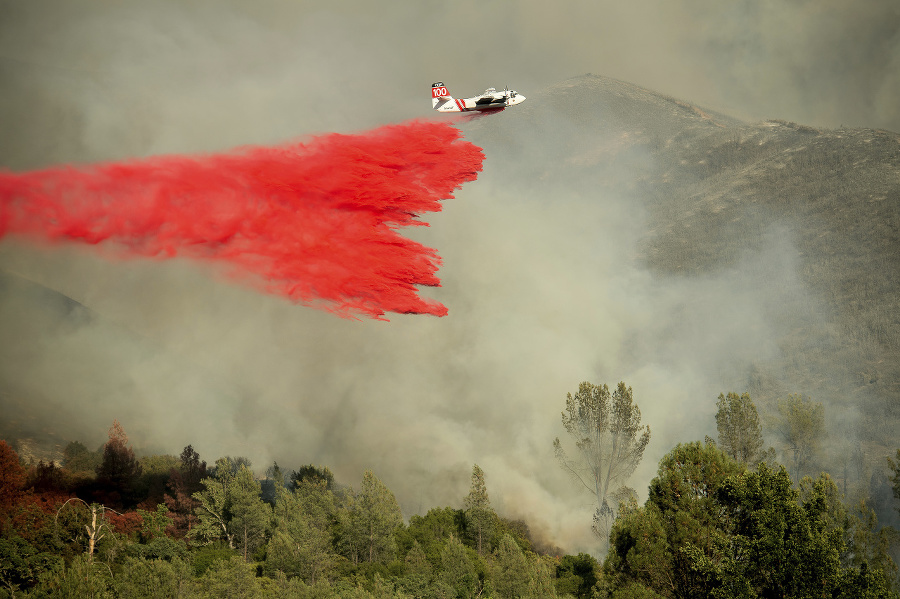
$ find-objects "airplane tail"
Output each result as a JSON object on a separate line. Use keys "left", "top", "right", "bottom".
{"left": 431, "top": 82, "right": 461, "bottom": 112}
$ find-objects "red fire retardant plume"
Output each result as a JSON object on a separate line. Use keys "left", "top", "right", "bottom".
{"left": 0, "top": 120, "right": 484, "bottom": 319}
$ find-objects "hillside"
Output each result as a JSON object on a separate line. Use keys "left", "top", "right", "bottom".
{"left": 465, "top": 73, "right": 900, "bottom": 506}
{"left": 2, "top": 73, "right": 899, "bottom": 537}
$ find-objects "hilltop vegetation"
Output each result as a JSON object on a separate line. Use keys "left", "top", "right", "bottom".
{"left": 470, "top": 73, "right": 900, "bottom": 526}
{"left": 2, "top": 395, "right": 899, "bottom": 598}
{"left": 0, "top": 422, "right": 585, "bottom": 598}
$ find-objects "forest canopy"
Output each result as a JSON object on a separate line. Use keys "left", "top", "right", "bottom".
{"left": 2, "top": 382, "right": 899, "bottom": 598}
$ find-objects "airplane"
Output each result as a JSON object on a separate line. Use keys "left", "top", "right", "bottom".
{"left": 431, "top": 82, "right": 526, "bottom": 113}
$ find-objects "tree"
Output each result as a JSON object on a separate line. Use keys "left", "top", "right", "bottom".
{"left": 527, "top": 553, "right": 559, "bottom": 599}
{"left": 291, "top": 464, "right": 335, "bottom": 491}
{"left": 189, "top": 457, "right": 270, "bottom": 561}
{"left": 715, "top": 392, "right": 767, "bottom": 465}
{"left": 227, "top": 464, "right": 270, "bottom": 562}
{"left": 179, "top": 444, "right": 207, "bottom": 485}
{"left": 717, "top": 466, "right": 844, "bottom": 597}
{"left": 772, "top": 393, "right": 825, "bottom": 481}
{"left": 115, "top": 555, "right": 193, "bottom": 599}
{"left": 888, "top": 449, "right": 900, "bottom": 517}
{"left": 136, "top": 503, "right": 172, "bottom": 542}
{"left": 32, "top": 554, "right": 114, "bottom": 598}
{"left": 402, "top": 507, "right": 464, "bottom": 568}
{"left": 266, "top": 479, "right": 337, "bottom": 584}
{"left": 62, "top": 441, "right": 102, "bottom": 474}
{"left": 494, "top": 533, "right": 529, "bottom": 599}
{"left": 195, "top": 555, "right": 262, "bottom": 599}
{"left": 95, "top": 420, "right": 142, "bottom": 506}
{"left": 604, "top": 441, "right": 897, "bottom": 599}
{"left": 27, "top": 460, "right": 68, "bottom": 495}
{"left": 0, "top": 441, "right": 26, "bottom": 535}
{"left": 556, "top": 553, "right": 600, "bottom": 599}
{"left": 189, "top": 458, "right": 235, "bottom": 549}
{"left": 348, "top": 470, "right": 403, "bottom": 564}
{"left": 404, "top": 540, "right": 431, "bottom": 577}
{"left": 164, "top": 444, "right": 207, "bottom": 537}
{"left": 0, "top": 535, "right": 61, "bottom": 595}
{"left": 54, "top": 497, "right": 124, "bottom": 564}
{"left": 554, "top": 381, "right": 650, "bottom": 544}
{"left": 463, "top": 464, "right": 495, "bottom": 556}
{"left": 441, "top": 535, "right": 477, "bottom": 598}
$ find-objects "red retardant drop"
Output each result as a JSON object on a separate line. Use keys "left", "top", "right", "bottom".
{"left": 0, "top": 120, "right": 484, "bottom": 320}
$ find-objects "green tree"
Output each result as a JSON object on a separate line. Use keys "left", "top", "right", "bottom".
{"left": 556, "top": 553, "right": 600, "bottom": 599}
{"left": 604, "top": 441, "right": 898, "bottom": 599}
{"left": 139, "top": 454, "right": 179, "bottom": 477}
{"left": 0, "top": 536, "right": 61, "bottom": 596}
{"left": 190, "top": 458, "right": 237, "bottom": 550}
{"left": 441, "top": 535, "right": 477, "bottom": 598}
{"left": 349, "top": 470, "right": 403, "bottom": 565}
{"left": 888, "top": 449, "right": 900, "bottom": 516}
{"left": 114, "top": 555, "right": 194, "bottom": 599}
{"left": 772, "top": 393, "right": 825, "bottom": 481}
{"left": 397, "top": 540, "right": 442, "bottom": 599}
{"left": 844, "top": 499, "right": 899, "bottom": 589}
{"left": 554, "top": 381, "right": 651, "bottom": 544}
{"left": 404, "top": 540, "right": 431, "bottom": 577}
{"left": 62, "top": 440, "right": 102, "bottom": 474}
{"left": 229, "top": 465, "right": 271, "bottom": 562}
{"left": 32, "top": 554, "right": 114, "bottom": 598}
{"left": 193, "top": 555, "right": 262, "bottom": 599}
{"left": 136, "top": 503, "right": 173, "bottom": 542}
{"left": 291, "top": 465, "right": 336, "bottom": 491}
{"left": 493, "top": 517, "right": 533, "bottom": 554}
{"left": 715, "top": 466, "right": 845, "bottom": 597}
{"left": 715, "top": 392, "right": 768, "bottom": 465}
{"left": 463, "top": 464, "right": 494, "bottom": 556}
{"left": 494, "top": 533, "right": 529, "bottom": 599}
{"left": 527, "top": 553, "right": 558, "bottom": 599}
{"left": 266, "top": 480, "right": 337, "bottom": 584}
{"left": 402, "top": 507, "right": 464, "bottom": 568}
{"left": 189, "top": 458, "right": 270, "bottom": 561}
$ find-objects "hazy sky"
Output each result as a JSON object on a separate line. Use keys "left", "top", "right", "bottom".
{"left": 1, "top": 0, "right": 896, "bottom": 553}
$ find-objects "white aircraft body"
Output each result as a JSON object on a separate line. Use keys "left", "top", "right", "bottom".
{"left": 431, "top": 82, "right": 526, "bottom": 112}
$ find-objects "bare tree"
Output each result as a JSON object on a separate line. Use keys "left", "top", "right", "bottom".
{"left": 554, "top": 381, "right": 650, "bottom": 545}
{"left": 55, "top": 498, "right": 123, "bottom": 563}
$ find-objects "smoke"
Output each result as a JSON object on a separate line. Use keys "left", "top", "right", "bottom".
{"left": 1, "top": 121, "right": 483, "bottom": 319}
{"left": 0, "top": 0, "right": 889, "bottom": 555}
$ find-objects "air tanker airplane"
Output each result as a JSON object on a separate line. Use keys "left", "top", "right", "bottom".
{"left": 431, "top": 82, "right": 526, "bottom": 112}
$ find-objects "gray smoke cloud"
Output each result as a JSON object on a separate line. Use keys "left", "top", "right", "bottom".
{"left": 0, "top": 0, "right": 891, "bottom": 553}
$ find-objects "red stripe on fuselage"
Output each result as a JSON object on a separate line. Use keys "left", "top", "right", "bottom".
{"left": 456, "top": 99, "right": 466, "bottom": 111}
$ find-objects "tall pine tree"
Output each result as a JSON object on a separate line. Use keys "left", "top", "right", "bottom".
{"left": 463, "top": 464, "right": 495, "bottom": 556}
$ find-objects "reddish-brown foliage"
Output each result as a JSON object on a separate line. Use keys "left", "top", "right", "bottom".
{"left": 107, "top": 510, "right": 143, "bottom": 536}
{"left": 0, "top": 440, "right": 27, "bottom": 533}
{"left": 164, "top": 469, "right": 200, "bottom": 539}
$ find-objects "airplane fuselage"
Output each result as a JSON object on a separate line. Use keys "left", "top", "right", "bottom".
{"left": 432, "top": 83, "right": 525, "bottom": 113}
